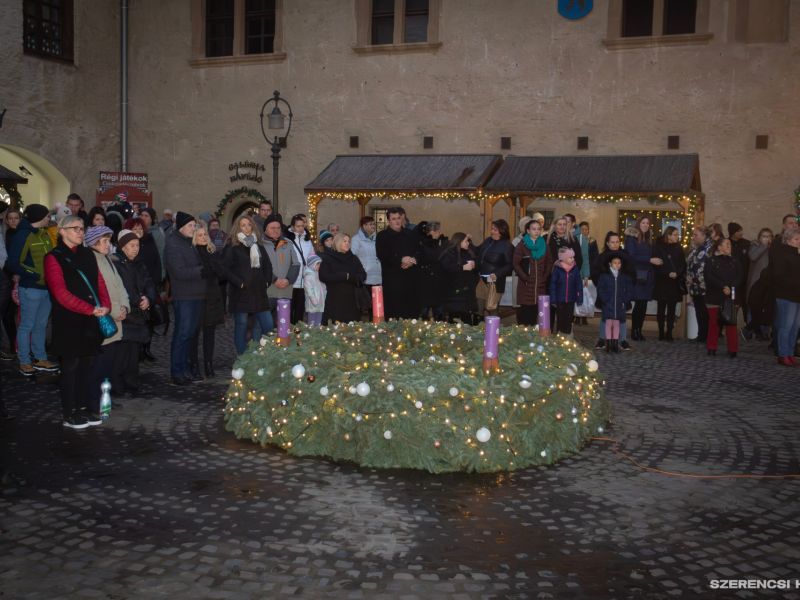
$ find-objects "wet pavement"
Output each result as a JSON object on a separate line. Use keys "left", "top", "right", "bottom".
{"left": 1, "top": 321, "right": 799, "bottom": 599}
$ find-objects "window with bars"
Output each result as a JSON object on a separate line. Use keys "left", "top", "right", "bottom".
{"left": 23, "top": 0, "right": 74, "bottom": 62}
{"left": 245, "top": 0, "right": 276, "bottom": 55}
{"left": 205, "top": 0, "right": 234, "bottom": 57}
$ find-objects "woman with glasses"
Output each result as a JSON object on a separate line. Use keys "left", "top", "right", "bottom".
{"left": 43, "top": 216, "right": 112, "bottom": 429}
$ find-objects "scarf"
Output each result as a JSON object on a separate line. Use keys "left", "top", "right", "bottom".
{"left": 237, "top": 232, "right": 260, "bottom": 268}
{"left": 579, "top": 234, "right": 590, "bottom": 279}
{"left": 610, "top": 266, "right": 619, "bottom": 277}
{"left": 522, "top": 234, "right": 546, "bottom": 260}
{"left": 559, "top": 260, "right": 576, "bottom": 273}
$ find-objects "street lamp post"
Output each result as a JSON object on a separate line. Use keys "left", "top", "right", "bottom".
{"left": 259, "top": 90, "right": 293, "bottom": 216}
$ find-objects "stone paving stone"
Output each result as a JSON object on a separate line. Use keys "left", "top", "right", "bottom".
{"left": 1, "top": 322, "right": 799, "bottom": 599}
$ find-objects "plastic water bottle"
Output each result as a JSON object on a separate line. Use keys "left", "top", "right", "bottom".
{"left": 100, "top": 379, "right": 112, "bottom": 420}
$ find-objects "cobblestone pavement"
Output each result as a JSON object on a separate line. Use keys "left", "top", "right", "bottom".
{"left": 1, "top": 320, "right": 799, "bottom": 600}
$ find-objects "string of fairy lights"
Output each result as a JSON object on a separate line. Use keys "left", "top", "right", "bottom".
{"left": 305, "top": 190, "right": 702, "bottom": 247}
{"left": 223, "top": 320, "right": 608, "bottom": 473}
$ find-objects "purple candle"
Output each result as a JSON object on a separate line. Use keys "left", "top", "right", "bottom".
{"left": 277, "top": 298, "right": 291, "bottom": 345}
{"left": 483, "top": 316, "right": 501, "bottom": 372}
{"left": 537, "top": 295, "right": 551, "bottom": 336}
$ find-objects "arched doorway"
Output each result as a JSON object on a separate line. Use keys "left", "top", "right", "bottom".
{"left": 229, "top": 201, "right": 258, "bottom": 228}
{"left": 0, "top": 144, "right": 70, "bottom": 209}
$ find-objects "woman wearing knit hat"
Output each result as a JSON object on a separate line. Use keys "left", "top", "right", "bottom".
{"left": 85, "top": 225, "right": 131, "bottom": 413}
{"left": 114, "top": 229, "right": 156, "bottom": 393}
{"left": 548, "top": 246, "right": 583, "bottom": 336}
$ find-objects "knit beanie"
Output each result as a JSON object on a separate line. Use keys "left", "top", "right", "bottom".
{"left": 307, "top": 254, "right": 322, "bottom": 268}
{"left": 23, "top": 203, "right": 50, "bottom": 224}
{"left": 319, "top": 230, "right": 334, "bottom": 244}
{"left": 727, "top": 222, "right": 742, "bottom": 237}
{"left": 85, "top": 225, "right": 114, "bottom": 247}
{"left": 117, "top": 229, "right": 139, "bottom": 250}
{"left": 531, "top": 212, "right": 545, "bottom": 225}
{"left": 558, "top": 247, "right": 575, "bottom": 259}
{"left": 175, "top": 211, "right": 195, "bottom": 230}
{"left": 518, "top": 216, "right": 532, "bottom": 233}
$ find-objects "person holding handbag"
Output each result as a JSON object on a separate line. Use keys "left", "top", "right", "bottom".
{"left": 477, "top": 219, "right": 513, "bottom": 315}
{"left": 439, "top": 233, "right": 479, "bottom": 324}
{"left": 704, "top": 237, "right": 742, "bottom": 357}
{"left": 512, "top": 219, "right": 552, "bottom": 326}
{"left": 44, "top": 216, "right": 112, "bottom": 429}
{"left": 653, "top": 226, "right": 687, "bottom": 341}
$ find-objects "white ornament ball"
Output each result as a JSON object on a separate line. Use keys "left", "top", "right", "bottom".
{"left": 231, "top": 368, "right": 244, "bottom": 380}
{"left": 449, "top": 387, "right": 459, "bottom": 397}
{"left": 427, "top": 385, "right": 436, "bottom": 394}
{"left": 291, "top": 364, "right": 306, "bottom": 379}
{"left": 411, "top": 319, "right": 418, "bottom": 324}
{"left": 573, "top": 417, "right": 579, "bottom": 424}
{"left": 475, "top": 427, "right": 491, "bottom": 443}
{"left": 257, "top": 368, "right": 265, "bottom": 377}
{"left": 414, "top": 400, "right": 423, "bottom": 409}
{"left": 266, "top": 426, "right": 272, "bottom": 435}
{"left": 320, "top": 386, "right": 329, "bottom": 396}
{"left": 356, "top": 382, "right": 371, "bottom": 397}
{"left": 450, "top": 334, "right": 456, "bottom": 340}
{"left": 566, "top": 366, "right": 577, "bottom": 377}
{"left": 518, "top": 379, "right": 532, "bottom": 389}
{"left": 537, "top": 345, "right": 544, "bottom": 353}
{"left": 586, "top": 359, "right": 599, "bottom": 372}
{"left": 540, "top": 450, "right": 547, "bottom": 457}
{"left": 355, "top": 414, "right": 363, "bottom": 422}
{"left": 383, "top": 430, "right": 393, "bottom": 440}
{"left": 571, "top": 407, "right": 578, "bottom": 415}
{"left": 386, "top": 384, "right": 395, "bottom": 392}
{"left": 348, "top": 386, "right": 357, "bottom": 394}
{"left": 597, "top": 426, "right": 604, "bottom": 434}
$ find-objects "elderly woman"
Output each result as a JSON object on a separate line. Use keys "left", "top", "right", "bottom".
{"left": 85, "top": 225, "right": 130, "bottom": 411}
{"left": 43, "top": 216, "right": 112, "bottom": 429}
{"left": 772, "top": 228, "right": 800, "bottom": 366}
{"left": 319, "top": 233, "right": 367, "bottom": 324}
{"left": 114, "top": 229, "right": 155, "bottom": 394}
{"left": 224, "top": 215, "right": 274, "bottom": 354}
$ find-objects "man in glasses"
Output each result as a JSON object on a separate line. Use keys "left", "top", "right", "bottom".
{"left": 7, "top": 204, "right": 60, "bottom": 377}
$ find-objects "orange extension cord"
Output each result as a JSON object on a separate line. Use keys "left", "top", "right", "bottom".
{"left": 590, "top": 437, "right": 800, "bottom": 480}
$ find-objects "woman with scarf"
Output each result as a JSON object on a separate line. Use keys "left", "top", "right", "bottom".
{"left": 224, "top": 215, "right": 274, "bottom": 355}
{"left": 512, "top": 219, "right": 553, "bottom": 326}
{"left": 685, "top": 226, "right": 713, "bottom": 343}
{"left": 319, "top": 233, "right": 367, "bottom": 324}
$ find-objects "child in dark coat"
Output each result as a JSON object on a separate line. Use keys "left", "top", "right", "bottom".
{"left": 549, "top": 247, "right": 583, "bottom": 335}
{"left": 596, "top": 255, "right": 633, "bottom": 352}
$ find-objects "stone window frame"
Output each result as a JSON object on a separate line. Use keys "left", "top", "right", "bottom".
{"left": 603, "top": 0, "right": 713, "bottom": 50}
{"left": 190, "top": 0, "right": 286, "bottom": 68}
{"left": 353, "top": 0, "right": 442, "bottom": 55}
{"left": 23, "top": 0, "right": 75, "bottom": 63}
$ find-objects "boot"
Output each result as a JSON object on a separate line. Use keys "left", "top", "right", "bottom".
{"left": 605, "top": 340, "right": 612, "bottom": 353}
{"left": 657, "top": 320, "right": 665, "bottom": 341}
{"left": 665, "top": 327, "right": 674, "bottom": 342}
{"left": 204, "top": 360, "right": 216, "bottom": 378}
{"left": 614, "top": 339, "right": 621, "bottom": 353}
{"left": 631, "top": 328, "right": 640, "bottom": 341}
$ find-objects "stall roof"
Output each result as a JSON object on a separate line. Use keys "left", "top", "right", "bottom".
{"left": 484, "top": 154, "right": 701, "bottom": 195}
{"left": 0, "top": 164, "right": 28, "bottom": 186}
{"left": 304, "top": 154, "right": 503, "bottom": 193}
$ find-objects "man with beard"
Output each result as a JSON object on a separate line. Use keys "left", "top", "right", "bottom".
{"left": 376, "top": 207, "right": 422, "bottom": 319}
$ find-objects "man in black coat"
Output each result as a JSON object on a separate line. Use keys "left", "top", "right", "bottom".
{"left": 376, "top": 207, "right": 423, "bottom": 319}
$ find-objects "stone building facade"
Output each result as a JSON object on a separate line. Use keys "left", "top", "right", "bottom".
{"left": 1, "top": 0, "right": 797, "bottom": 238}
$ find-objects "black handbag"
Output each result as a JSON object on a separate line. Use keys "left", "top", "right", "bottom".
{"left": 354, "top": 282, "right": 371, "bottom": 314}
{"left": 149, "top": 297, "right": 170, "bottom": 335}
{"left": 719, "top": 297, "right": 737, "bottom": 325}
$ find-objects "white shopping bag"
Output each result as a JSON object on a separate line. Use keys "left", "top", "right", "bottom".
{"left": 574, "top": 281, "right": 597, "bottom": 317}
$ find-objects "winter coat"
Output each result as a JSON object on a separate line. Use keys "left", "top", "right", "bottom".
{"left": 652, "top": 241, "right": 687, "bottom": 304}
{"left": 549, "top": 263, "right": 583, "bottom": 305}
{"left": 319, "top": 249, "right": 367, "bottom": 324}
{"left": 303, "top": 266, "right": 326, "bottom": 313}
{"left": 769, "top": 242, "right": 800, "bottom": 303}
{"left": 624, "top": 229, "right": 655, "bottom": 301}
{"left": 138, "top": 232, "right": 163, "bottom": 285}
{"left": 477, "top": 237, "right": 514, "bottom": 294}
{"left": 731, "top": 237, "right": 751, "bottom": 294}
{"left": 746, "top": 242, "right": 771, "bottom": 298}
{"left": 597, "top": 270, "right": 633, "bottom": 320}
{"left": 704, "top": 254, "right": 742, "bottom": 307}
{"left": 224, "top": 242, "right": 274, "bottom": 314}
{"left": 263, "top": 237, "right": 300, "bottom": 300}
{"left": 686, "top": 238, "right": 713, "bottom": 297}
{"left": 590, "top": 248, "right": 635, "bottom": 286}
{"left": 285, "top": 230, "right": 316, "bottom": 289}
{"left": 165, "top": 230, "right": 205, "bottom": 300}
{"left": 576, "top": 233, "right": 598, "bottom": 279}
{"left": 512, "top": 241, "right": 552, "bottom": 306}
{"left": 7, "top": 218, "right": 53, "bottom": 289}
{"left": 114, "top": 250, "right": 157, "bottom": 342}
{"left": 197, "top": 248, "right": 227, "bottom": 326}
{"left": 439, "top": 245, "right": 479, "bottom": 314}
{"left": 375, "top": 226, "right": 422, "bottom": 318}
{"left": 350, "top": 228, "right": 382, "bottom": 285}
{"left": 546, "top": 233, "right": 583, "bottom": 272}
{"left": 418, "top": 235, "right": 449, "bottom": 308}
{"left": 92, "top": 250, "right": 130, "bottom": 345}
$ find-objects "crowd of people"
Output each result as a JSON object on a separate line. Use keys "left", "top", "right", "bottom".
{"left": 0, "top": 193, "right": 798, "bottom": 427}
